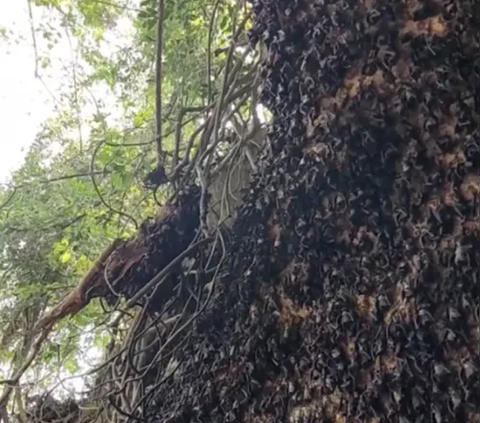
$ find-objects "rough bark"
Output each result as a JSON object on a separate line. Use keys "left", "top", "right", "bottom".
{"left": 140, "top": 0, "right": 479, "bottom": 422}
{"left": 33, "top": 186, "right": 202, "bottom": 335}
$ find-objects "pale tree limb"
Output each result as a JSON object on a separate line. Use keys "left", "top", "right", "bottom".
{"left": 26, "top": 0, "right": 39, "bottom": 78}
{"left": 0, "top": 239, "right": 125, "bottom": 409}
{"left": 64, "top": 25, "right": 84, "bottom": 153}
{"left": 0, "top": 327, "right": 51, "bottom": 409}
{"left": 32, "top": 239, "right": 124, "bottom": 335}
{"left": 1, "top": 171, "right": 107, "bottom": 191}
{"left": 0, "top": 304, "right": 44, "bottom": 422}
{"left": 155, "top": 0, "right": 165, "bottom": 166}
{"left": 206, "top": 0, "right": 223, "bottom": 106}
{"left": 25, "top": 0, "right": 60, "bottom": 104}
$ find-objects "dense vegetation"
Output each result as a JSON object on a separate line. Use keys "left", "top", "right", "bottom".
{"left": 0, "top": 0, "right": 478, "bottom": 422}
{"left": 0, "top": 0, "right": 261, "bottom": 413}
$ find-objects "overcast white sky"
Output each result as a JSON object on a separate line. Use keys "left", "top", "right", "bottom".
{"left": 0, "top": 1, "right": 61, "bottom": 183}
{"left": 0, "top": 1, "right": 141, "bottom": 397}
{"left": 0, "top": 2, "right": 139, "bottom": 186}
{"left": 0, "top": 1, "right": 109, "bottom": 394}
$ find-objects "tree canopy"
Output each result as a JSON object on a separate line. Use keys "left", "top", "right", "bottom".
{"left": 0, "top": 0, "right": 264, "bottom": 414}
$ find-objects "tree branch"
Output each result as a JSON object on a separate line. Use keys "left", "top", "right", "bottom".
{"left": 155, "top": 0, "right": 165, "bottom": 166}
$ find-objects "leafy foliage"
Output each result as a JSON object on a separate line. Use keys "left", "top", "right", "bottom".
{"left": 0, "top": 0, "right": 259, "bottom": 412}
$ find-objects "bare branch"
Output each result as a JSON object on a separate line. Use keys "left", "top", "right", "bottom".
{"left": 155, "top": 0, "right": 165, "bottom": 166}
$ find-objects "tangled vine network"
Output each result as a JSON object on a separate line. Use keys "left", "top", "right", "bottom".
{"left": 3, "top": 3, "right": 269, "bottom": 423}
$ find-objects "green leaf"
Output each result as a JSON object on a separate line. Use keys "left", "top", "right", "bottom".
{"left": 64, "top": 357, "right": 79, "bottom": 373}
{"left": 60, "top": 251, "right": 72, "bottom": 263}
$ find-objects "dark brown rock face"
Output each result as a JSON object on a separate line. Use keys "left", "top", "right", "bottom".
{"left": 141, "top": 1, "right": 479, "bottom": 422}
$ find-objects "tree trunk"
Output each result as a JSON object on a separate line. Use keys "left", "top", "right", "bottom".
{"left": 142, "top": 0, "right": 479, "bottom": 422}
